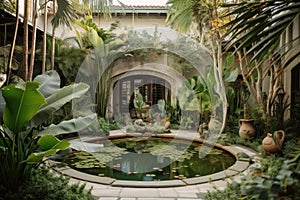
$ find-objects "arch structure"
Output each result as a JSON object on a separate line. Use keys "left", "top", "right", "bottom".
{"left": 106, "top": 58, "right": 187, "bottom": 118}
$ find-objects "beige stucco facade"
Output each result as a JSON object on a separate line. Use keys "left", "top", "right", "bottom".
{"left": 282, "top": 15, "right": 300, "bottom": 119}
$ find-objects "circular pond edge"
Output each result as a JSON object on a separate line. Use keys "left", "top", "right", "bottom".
{"left": 52, "top": 134, "right": 256, "bottom": 188}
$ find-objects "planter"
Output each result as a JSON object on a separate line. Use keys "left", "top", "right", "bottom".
{"left": 262, "top": 130, "right": 285, "bottom": 154}
{"left": 238, "top": 119, "right": 256, "bottom": 138}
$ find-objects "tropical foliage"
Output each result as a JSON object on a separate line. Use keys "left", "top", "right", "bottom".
{"left": 1, "top": 0, "right": 300, "bottom": 199}
{"left": 0, "top": 0, "right": 15, "bottom": 12}
{"left": 0, "top": 167, "right": 95, "bottom": 200}
{"left": 75, "top": 15, "right": 111, "bottom": 48}
{"left": 222, "top": 0, "right": 300, "bottom": 129}
{"left": 224, "top": 0, "right": 300, "bottom": 66}
{"left": 0, "top": 70, "right": 93, "bottom": 193}
{"left": 36, "top": 36, "right": 88, "bottom": 86}
{"left": 167, "top": 0, "right": 300, "bottom": 132}
{"left": 51, "top": 0, "right": 81, "bottom": 29}
{"left": 206, "top": 139, "right": 300, "bottom": 199}
{"left": 72, "top": 15, "right": 124, "bottom": 117}
{"left": 82, "top": 0, "right": 114, "bottom": 18}
{"left": 167, "top": 0, "right": 232, "bottom": 134}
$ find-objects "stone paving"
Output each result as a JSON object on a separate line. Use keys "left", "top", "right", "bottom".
{"left": 68, "top": 178, "right": 226, "bottom": 199}
{"left": 63, "top": 130, "right": 257, "bottom": 200}
{"left": 68, "top": 172, "right": 250, "bottom": 200}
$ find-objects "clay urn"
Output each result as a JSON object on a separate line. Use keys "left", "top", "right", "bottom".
{"left": 262, "top": 130, "right": 285, "bottom": 154}
{"left": 238, "top": 119, "right": 257, "bottom": 138}
{"left": 164, "top": 120, "right": 171, "bottom": 129}
{"left": 239, "top": 104, "right": 256, "bottom": 138}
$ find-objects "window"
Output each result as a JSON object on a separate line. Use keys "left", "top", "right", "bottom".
{"left": 114, "top": 75, "right": 170, "bottom": 115}
{"left": 291, "top": 64, "right": 300, "bottom": 118}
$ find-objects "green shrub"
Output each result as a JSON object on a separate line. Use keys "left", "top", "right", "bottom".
{"left": 0, "top": 168, "right": 95, "bottom": 200}
{"left": 206, "top": 182, "right": 243, "bottom": 200}
{"left": 99, "top": 117, "right": 119, "bottom": 134}
{"left": 206, "top": 140, "right": 300, "bottom": 200}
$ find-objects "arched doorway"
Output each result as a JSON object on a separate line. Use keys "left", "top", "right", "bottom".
{"left": 113, "top": 75, "right": 171, "bottom": 118}
{"left": 291, "top": 64, "right": 300, "bottom": 118}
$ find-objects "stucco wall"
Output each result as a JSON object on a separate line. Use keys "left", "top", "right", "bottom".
{"left": 283, "top": 15, "right": 300, "bottom": 119}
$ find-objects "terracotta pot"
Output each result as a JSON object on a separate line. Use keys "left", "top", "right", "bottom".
{"left": 238, "top": 119, "right": 256, "bottom": 138}
{"left": 262, "top": 130, "right": 285, "bottom": 154}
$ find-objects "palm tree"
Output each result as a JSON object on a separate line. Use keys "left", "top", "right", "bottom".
{"left": 3, "top": 0, "right": 84, "bottom": 82}
{"left": 51, "top": 0, "right": 56, "bottom": 70}
{"left": 41, "top": 0, "right": 48, "bottom": 74}
{"left": 224, "top": 0, "right": 300, "bottom": 118}
{"left": 28, "top": 0, "right": 39, "bottom": 81}
{"left": 49, "top": 0, "right": 83, "bottom": 70}
{"left": 22, "top": 0, "right": 29, "bottom": 81}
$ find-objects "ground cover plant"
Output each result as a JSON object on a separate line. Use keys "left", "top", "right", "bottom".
{"left": 0, "top": 167, "right": 95, "bottom": 200}
{"left": 206, "top": 138, "right": 300, "bottom": 200}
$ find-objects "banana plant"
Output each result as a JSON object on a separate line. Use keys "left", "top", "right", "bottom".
{"left": 0, "top": 70, "right": 95, "bottom": 191}
{"left": 0, "top": 81, "right": 67, "bottom": 191}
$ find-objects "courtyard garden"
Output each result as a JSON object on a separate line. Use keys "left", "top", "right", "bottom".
{"left": 0, "top": 0, "right": 300, "bottom": 199}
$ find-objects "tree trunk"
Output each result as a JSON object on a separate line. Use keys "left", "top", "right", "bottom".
{"left": 6, "top": 0, "right": 19, "bottom": 85}
{"left": 28, "top": 0, "right": 38, "bottom": 81}
{"left": 51, "top": 0, "right": 56, "bottom": 70}
{"left": 23, "top": 0, "right": 29, "bottom": 81}
{"left": 42, "top": 0, "right": 48, "bottom": 73}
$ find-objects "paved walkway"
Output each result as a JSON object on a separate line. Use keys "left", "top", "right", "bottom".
{"left": 65, "top": 130, "right": 257, "bottom": 200}
{"left": 68, "top": 163, "right": 250, "bottom": 200}
{"left": 69, "top": 177, "right": 226, "bottom": 200}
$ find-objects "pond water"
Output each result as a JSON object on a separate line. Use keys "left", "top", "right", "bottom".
{"left": 67, "top": 137, "right": 236, "bottom": 181}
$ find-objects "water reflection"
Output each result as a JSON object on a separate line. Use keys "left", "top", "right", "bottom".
{"left": 67, "top": 138, "right": 235, "bottom": 181}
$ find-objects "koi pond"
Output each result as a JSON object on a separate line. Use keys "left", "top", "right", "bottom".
{"left": 67, "top": 136, "right": 236, "bottom": 181}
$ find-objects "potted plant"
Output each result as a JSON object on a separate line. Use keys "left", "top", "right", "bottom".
{"left": 133, "top": 93, "right": 146, "bottom": 119}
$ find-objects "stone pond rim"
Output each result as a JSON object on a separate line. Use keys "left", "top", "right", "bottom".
{"left": 53, "top": 134, "right": 252, "bottom": 188}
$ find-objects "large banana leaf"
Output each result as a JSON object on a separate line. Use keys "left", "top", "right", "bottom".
{"left": 70, "top": 141, "right": 104, "bottom": 153}
{"left": 33, "top": 70, "right": 61, "bottom": 98}
{"left": 26, "top": 134, "right": 70, "bottom": 163}
{"left": 88, "top": 28, "right": 104, "bottom": 48}
{"left": 38, "top": 114, "right": 97, "bottom": 136}
{"left": 30, "top": 83, "right": 90, "bottom": 127}
{"left": 1, "top": 82, "right": 46, "bottom": 133}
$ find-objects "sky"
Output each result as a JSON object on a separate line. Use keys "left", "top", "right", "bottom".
{"left": 112, "top": 0, "right": 169, "bottom": 6}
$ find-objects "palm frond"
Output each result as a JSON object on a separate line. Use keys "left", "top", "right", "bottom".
{"left": 166, "top": 0, "right": 194, "bottom": 33}
{"left": 0, "top": 0, "right": 15, "bottom": 13}
{"left": 51, "top": 0, "right": 79, "bottom": 28}
{"left": 89, "top": 0, "right": 113, "bottom": 18}
{"left": 224, "top": 0, "right": 300, "bottom": 64}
